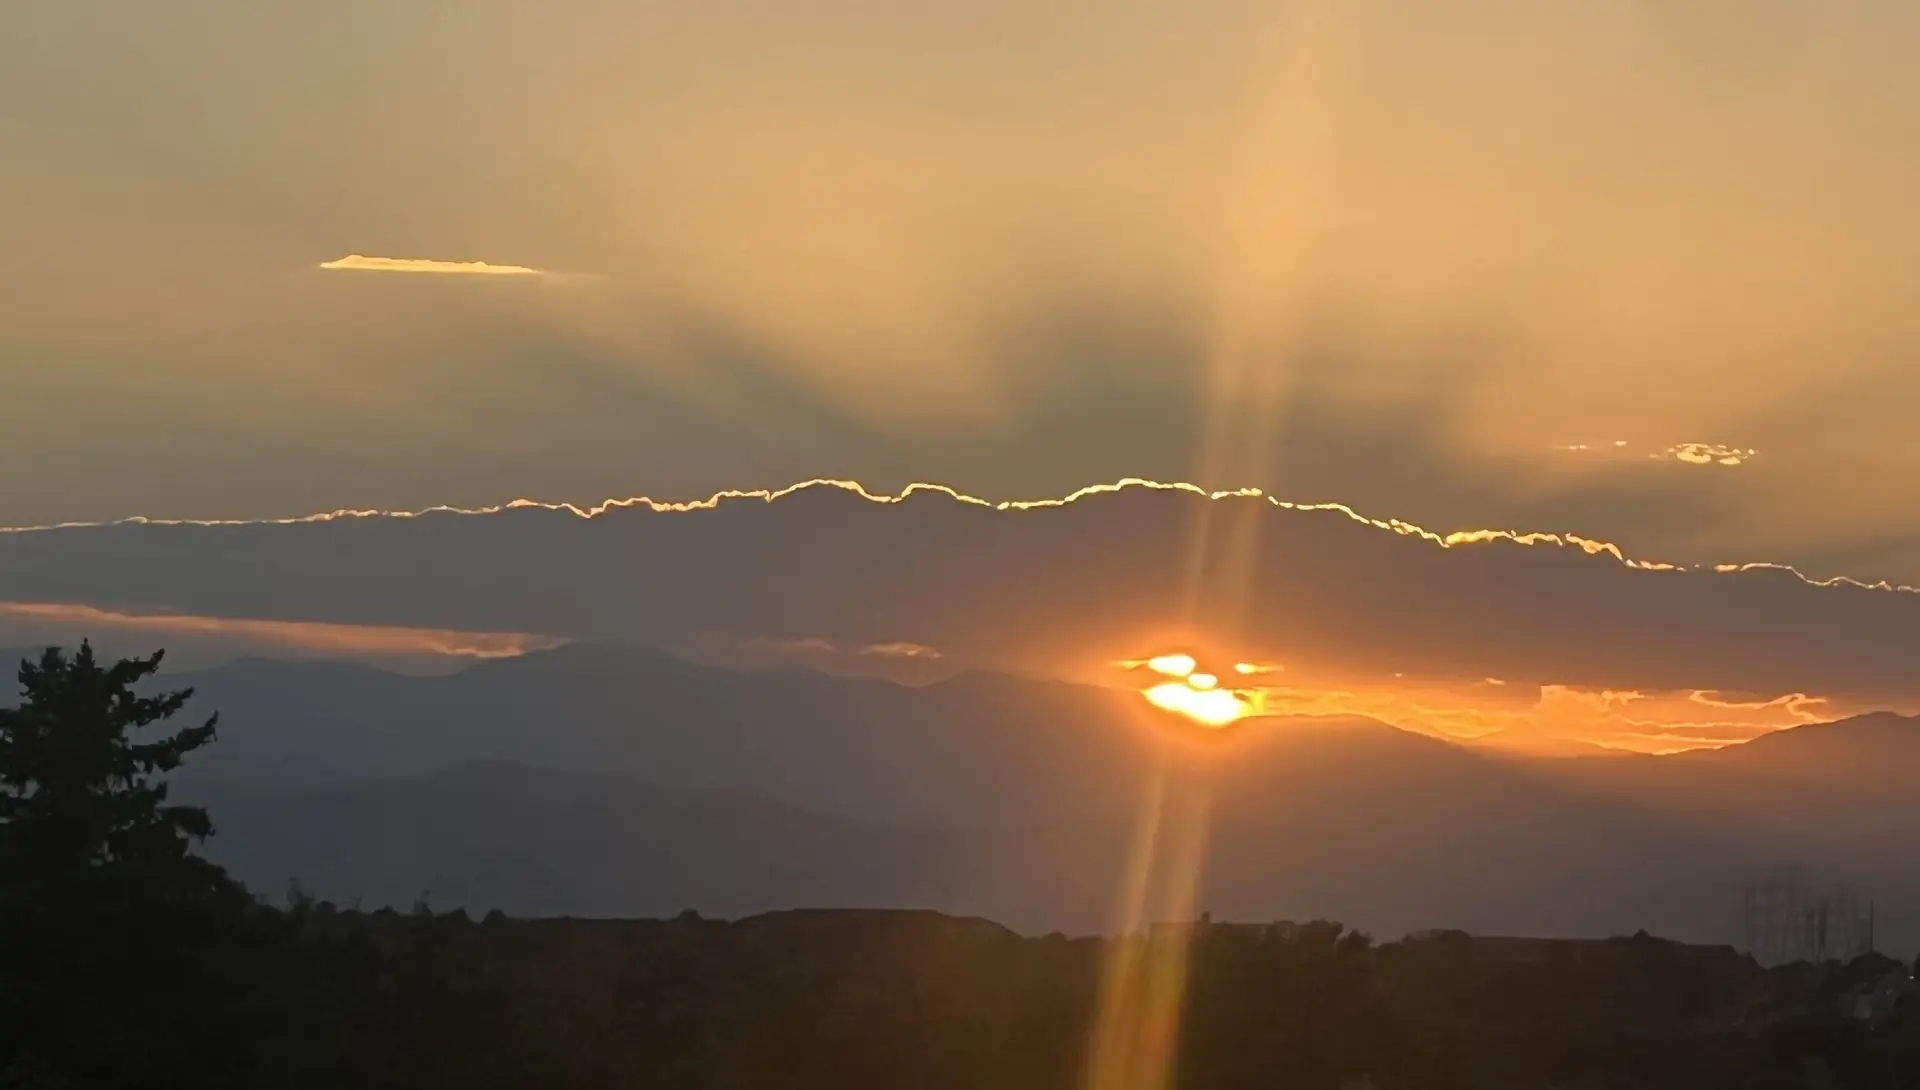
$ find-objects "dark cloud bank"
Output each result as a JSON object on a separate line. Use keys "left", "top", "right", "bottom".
{"left": 3, "top": 482, "right": 1917, "bottom": 701}
{"left": 7, "top": 483, "right": 1920, "bottom": 946}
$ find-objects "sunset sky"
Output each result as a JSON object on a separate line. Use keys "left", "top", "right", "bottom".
{"left": 6, "top": 1, "right": 1920, "bottom": 753}
{"left": 5, "top": 0, "right": 1917, "bottom": 574}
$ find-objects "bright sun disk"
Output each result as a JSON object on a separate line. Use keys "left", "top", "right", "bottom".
{"left": 1144, "top": 681, "right": 1249, "bottom": 727}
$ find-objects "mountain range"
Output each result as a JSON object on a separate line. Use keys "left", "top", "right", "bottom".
{"left": 7, "top": 640, "right": 1892, "bottom": 947}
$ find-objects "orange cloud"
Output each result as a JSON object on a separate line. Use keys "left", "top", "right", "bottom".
{"left": 858, "top": 641, "right": 942, "bottom": 660}
{"left": 318, "top": 254, "right": 545, "bottom": 277}
{"left": 1098, "top": 654, "right": 1877, "bottom": 754}
{"left": 1553, "top": 440, "right": 1755, "bottom": 467}
{"left": 1660, "top": 443, "right": 1756, "bottom": 467}
{"left": 0, "top": 601, "right": 561, "bottom": 660}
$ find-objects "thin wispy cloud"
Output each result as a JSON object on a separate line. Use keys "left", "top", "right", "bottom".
{"left": 717, "top": 635, "right": 941, "bottom": 660}
{"left": 1660, "top": 443, "right": 1756, "bottom": 467}
{"left": 1552, "top": 441, "right": 1756, "bottom": 467}
{"left": 317, "top": 254, "right": 545, "bottom": 277}
{"left": 857, "top": 641, "right": 941, "bottom": 660}
{"left": 0, "top": 601, "right": 562, "bottom": 660}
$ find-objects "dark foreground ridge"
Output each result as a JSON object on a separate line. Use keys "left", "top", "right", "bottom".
{"left": 13, "top": 898, "right": 1920, "bottom": 1089}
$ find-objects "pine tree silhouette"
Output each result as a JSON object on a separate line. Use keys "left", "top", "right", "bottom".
{"left": 0, "top": 641, "right": 237, "bottom": 901}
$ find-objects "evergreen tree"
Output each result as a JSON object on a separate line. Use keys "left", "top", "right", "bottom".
{"left": 0, "top": 641, "right": 236, "bottom": 901}
{"left": 0, "top": 643, "right": 259, "bottom": 1086}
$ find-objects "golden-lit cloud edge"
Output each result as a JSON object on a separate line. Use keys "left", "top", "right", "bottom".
{"left": 0, "top": 601, "right": 563, "bottom": 660}
{"left": 1661, "top": 443, "right": 1756, "bottom": 467}
{"left": 318, "top": 254, "right": 545, "bottom": 277}
{"left": 1552, "top": 441, "right": 1756, "bottom": 467}
{"left": 5, "top": 478, "right": 1913, "bottom": 598}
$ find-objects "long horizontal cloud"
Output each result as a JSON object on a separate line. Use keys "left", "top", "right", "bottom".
{"left": 318, "top": 254, "right": 545, "bottom": 276}
{"left": 2, "top": 480, "right": 1918, "bottom": 714}
{"left": 0, "top": 601, "right": 561, "bottom": 660}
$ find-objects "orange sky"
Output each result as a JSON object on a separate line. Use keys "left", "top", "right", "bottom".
{"left": 5, "top": 0, "right": 1920, "bottom": 587}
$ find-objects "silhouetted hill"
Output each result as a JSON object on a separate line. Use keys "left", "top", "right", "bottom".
{"left": 139, "top": 648, "right": 1812, "bottom": 941}
{"left": 2, "top": 640, "right": 1899, "bottom": 942}
{"left": 155, "top": 643, "right": 1163, "bottom": 826}
{"left": 178, "top": 762, "right": 966, "bottom": 920}
{"left": 1680, "top": 711, "right": 1920, "bottom": 783}
{"left": 1550, "top": 711, "right": 1920, "bottom": 838}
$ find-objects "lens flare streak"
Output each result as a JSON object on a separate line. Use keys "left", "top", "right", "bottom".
{"left": 1081, "top": 772, "right": 1214, "bottom": 1090}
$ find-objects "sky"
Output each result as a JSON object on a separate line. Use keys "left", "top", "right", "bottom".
{"left": 4, "top": 0, "right": 1919, "bottom": 577}
{"left": 5, "top": 1, "right": 1920, "bottom": 752}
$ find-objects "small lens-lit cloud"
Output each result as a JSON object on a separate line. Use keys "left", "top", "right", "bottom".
{"left": 1554, "top": 440, "right": 1755, "bottom": 467}
{"left": 318, "top": 254, "right": 545, "bottom": 277}
{"left": 1661, "top": 442, "right": 1756, "bottom": 466}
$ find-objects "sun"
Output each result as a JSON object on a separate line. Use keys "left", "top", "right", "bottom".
{"left": 1130, "top": 652, "right": 1256, "bottom": 727}
{"left": 1145, "top": 681, "right": 1251, "bottom": 726}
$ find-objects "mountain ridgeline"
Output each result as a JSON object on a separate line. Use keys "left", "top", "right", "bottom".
{"left": 65, "top": 641, "right": 1917, "bottom": 949}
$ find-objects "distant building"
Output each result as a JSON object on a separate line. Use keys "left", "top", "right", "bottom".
{"left": 1741, "top": 870, "right": 1875, "bottom": 966}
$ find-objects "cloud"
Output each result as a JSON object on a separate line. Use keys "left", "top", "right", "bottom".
{"left": 1552, "top": 440, "right": 1755, "bottom": 467}
{"left": 5, "top": 478, "right": 1920, "bottom": 749}
{"left": 0, "top": 601, "right": 562, "bottom": 660}
{"left": 667, "top": 633, "right": 948, "bottom": 683}
{"left": 1660, "top": 443, "right": 1755, "bottom": 467}
{"left": 859, "top": 641, "right": 941, "bottom": 659}
{"left": 1095, "top": 659, "right": 1856, "bottom": 753}
{"left": 317, "top": 254, "right": 546, "bottom": 277}
{"left": 711, "top": 635, "right": 940, "bottom": 660}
